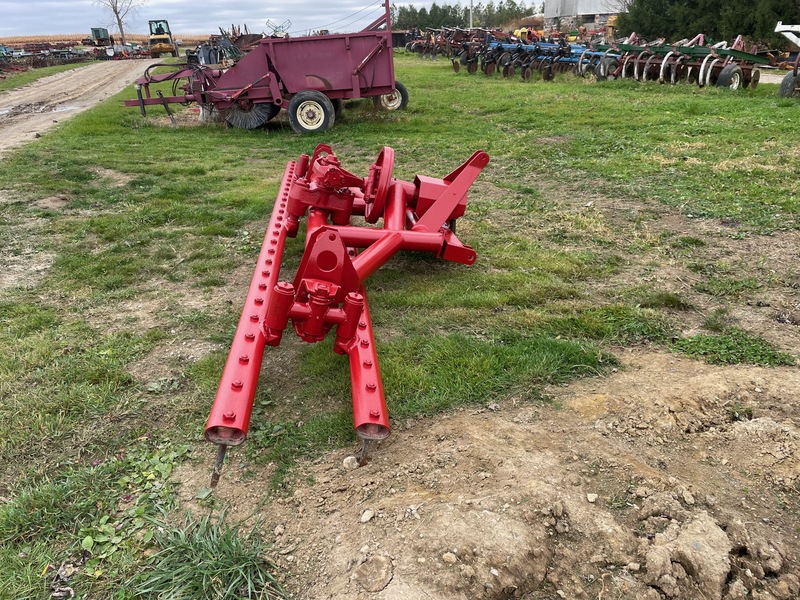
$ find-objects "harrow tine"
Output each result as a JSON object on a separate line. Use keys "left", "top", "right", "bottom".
{"left": 210, "top": 443, "right": 228, "bottom": 488}
{"left": 358, "top": 440, "right": 372, "bottom": 466}
{"left": 156, "top": 90, "right": 177, "bottom": 128}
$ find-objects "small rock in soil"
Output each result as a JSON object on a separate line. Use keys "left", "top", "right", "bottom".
{"left": 360, "top": 509, "right": 375, "bottom": 523}
{"left": 352, "top": 555, "right": 393, "bottom": 592}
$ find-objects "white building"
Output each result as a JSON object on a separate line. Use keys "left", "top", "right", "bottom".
{"left": 544, "top": 0, "right": 626, "bottom": 28}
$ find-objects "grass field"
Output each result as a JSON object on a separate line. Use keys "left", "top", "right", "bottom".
{"left": 0, "top": 53, "right": 798, "bottom": 598}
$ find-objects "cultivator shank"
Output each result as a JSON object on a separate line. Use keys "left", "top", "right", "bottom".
{"left": 206, "top": 145, "right": 489, "bottom": 484}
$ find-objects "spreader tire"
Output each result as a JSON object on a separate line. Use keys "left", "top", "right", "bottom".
{"left": 288, "top": 91, "right": 335, "bottom": 134}
{"left": 331, "top": 98, "right": 344, "bottom": 119}
{"left": 373, "top": 80, "right": 409, "bottom": 111}
{"left": 779, "top": 71, "right": 800, "bottom": 98}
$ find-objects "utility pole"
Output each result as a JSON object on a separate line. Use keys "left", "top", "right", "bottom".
{"left": 470, "top": 0, "right": 473, "bottom": 28}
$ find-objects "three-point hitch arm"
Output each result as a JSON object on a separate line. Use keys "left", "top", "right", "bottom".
{"left": 205, "top": 144, "right": 490, "bottom": 485}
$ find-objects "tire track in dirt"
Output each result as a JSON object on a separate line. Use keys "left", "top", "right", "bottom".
{"left": 0, "top": 59, "right": 159, "bottom": 158}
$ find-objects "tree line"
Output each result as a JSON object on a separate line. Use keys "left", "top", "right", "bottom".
{"left": 390, "top": 1, "right": 541, "bottom": 31}
{"left": 388, "top": 0, "right": 799, "bottom": 48}
{"left": 617, "top": 0, "right": 800, "bottom": 47}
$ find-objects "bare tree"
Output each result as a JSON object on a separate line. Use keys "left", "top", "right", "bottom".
{"left": 94, "top": 0, "right": 147, "bottom": 45}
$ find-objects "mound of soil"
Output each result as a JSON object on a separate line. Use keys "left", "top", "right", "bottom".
{"left": 175, "top": 351, "right": 800, "bottom": 600}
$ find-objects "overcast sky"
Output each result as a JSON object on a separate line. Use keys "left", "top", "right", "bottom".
{"left": 0, "top": 0, "right": 432, "bottom": 38}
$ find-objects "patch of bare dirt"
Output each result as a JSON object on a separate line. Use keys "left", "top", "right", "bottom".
{"left": 91, "top": 166, "right": 133, "bottom": 187}
{"left": 174, "top": 351, "right": 800, "bottom": 600}
{"left": 0, "top": 214, "right": 55, "bottom": 291}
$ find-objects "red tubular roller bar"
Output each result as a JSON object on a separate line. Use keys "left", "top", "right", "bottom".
{"left": 205, "top": 144, "right": 489, "bottom": 484}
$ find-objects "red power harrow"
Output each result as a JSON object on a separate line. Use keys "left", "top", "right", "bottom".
{"left": 206, "top": 144, "right": 490, "bottom": 485}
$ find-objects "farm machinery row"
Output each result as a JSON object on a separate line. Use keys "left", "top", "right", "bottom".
{"left": 124, "top": 2, "right": 408, "bottom": 133}
{"left": 448, "top": 28, "right": 775, "bottom": 90}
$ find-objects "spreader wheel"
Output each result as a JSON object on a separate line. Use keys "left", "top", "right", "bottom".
{"left": 363, "top": 146, "right": 395, "bottom": 223}
{"left": 452, "top": 59, "right": 460, "bottom": 73}
{"left": 522, "top": 67, "right": 533, "bottom": 81}
{"left": 225, "top": 102, "right": 278, "bottom": 129}
{"left": 373, "top": 80, "right": 409, "bottom": 111}
{"left": 779, "top": 71, "right": 800, "bottom": 98}
{"left": 467, "top": 61, "right": 478, "bottom": 74}
{"left": 331, "top": 98, "right": 344, "bottom": 119}
{"left": 288, "top": 91, "right": 335, "bottom": 134}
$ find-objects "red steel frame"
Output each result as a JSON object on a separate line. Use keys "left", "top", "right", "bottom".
{"left": 205, "top": 144, "right": 489, "bottom": 482}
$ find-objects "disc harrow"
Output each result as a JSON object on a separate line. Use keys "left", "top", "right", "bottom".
{"left": 449, "top": 28, "right": 772, "bottom": 90}
{"left": 590, "top": 33, "right": 769, "bottom": 89}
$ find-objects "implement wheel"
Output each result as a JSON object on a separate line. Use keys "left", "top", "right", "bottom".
{"left": 331, "top": 98, "right": 344, "bottom": 119}
{"left": 288, "top": 91, "right": 335, "bottom": 134}
{"left": 595, "top": 57, "right": 619, "bottom": 81}
{"left": 716, "top": 64, "right": 743, "bottom": 90}
{"left": 779, "top": 71, "right": 800, "bottom": 98}
{"left": 373, "top": 80, "right": 409, "bottom": 111}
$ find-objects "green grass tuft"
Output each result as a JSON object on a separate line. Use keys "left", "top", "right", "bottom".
{"left": 671, "top": 328, "right": 796, "bottom": 366}
{"left": 130, "top": 510, "right": 286, "bottom": 599}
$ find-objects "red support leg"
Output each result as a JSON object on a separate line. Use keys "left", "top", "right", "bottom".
{"left": 348, "top": 289, "right": 390, "bottom": 441}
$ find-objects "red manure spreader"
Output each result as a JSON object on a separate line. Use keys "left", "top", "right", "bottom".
{"left": 124, "top": 2, "right": 408, "bottom": 133}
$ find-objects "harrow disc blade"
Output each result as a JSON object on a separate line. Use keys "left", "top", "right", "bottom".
{"left": 748, "top": 68, "right": 761, "bottom": 90}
